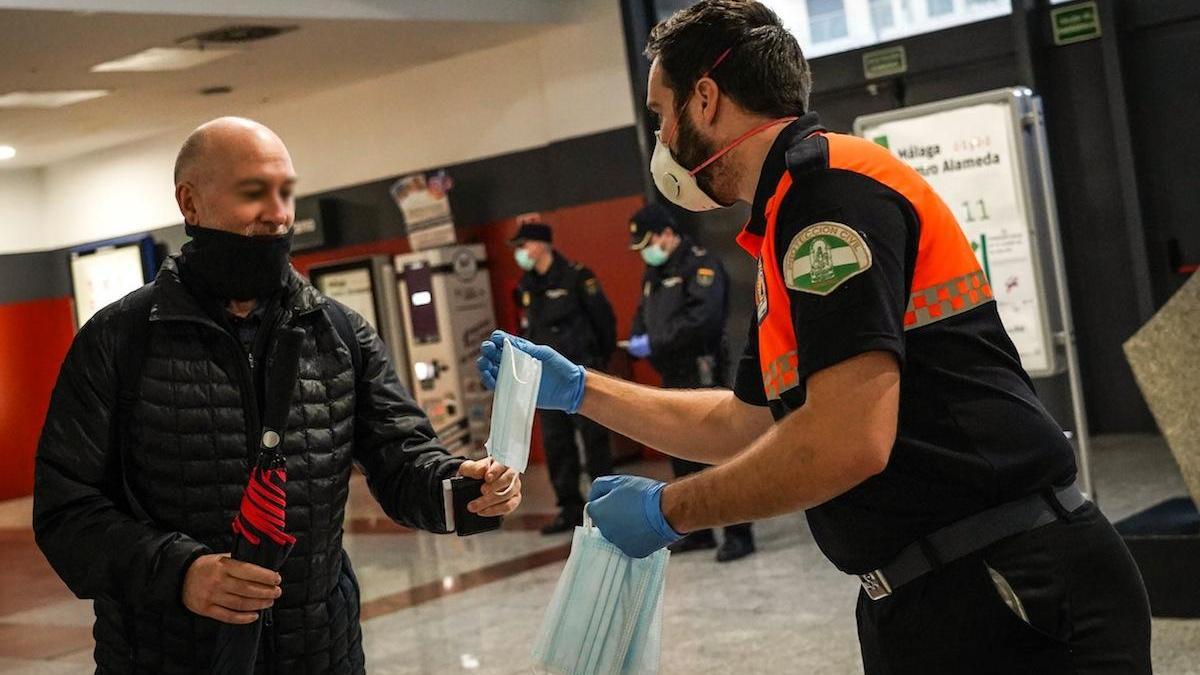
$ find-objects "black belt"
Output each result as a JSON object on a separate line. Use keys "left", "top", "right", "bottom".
{"left": 857, "top": 480, "right": 1088, "bottom": 601}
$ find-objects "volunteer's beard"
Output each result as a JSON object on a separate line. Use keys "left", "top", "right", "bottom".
{"left": 675, "top": 111, "right": 738, "bottom": 206}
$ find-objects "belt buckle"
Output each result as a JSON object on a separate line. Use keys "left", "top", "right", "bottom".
{"left": 859, "top": 570, "right": 893, "bottom": 600}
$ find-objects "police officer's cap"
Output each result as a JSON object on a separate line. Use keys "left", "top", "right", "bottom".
{"left": 629, "top": 203, "right": 676, "bottom": 250}
{"left": 508, "top": 222, "right": 553, "bottom": 246}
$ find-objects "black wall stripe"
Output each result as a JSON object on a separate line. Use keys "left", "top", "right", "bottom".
{"left": 0, "top": 125, "right": 645, "bottom": 304}
{"left": 0, "top": 249, "right": 73, "bottom": 305}
{"left": 298, "top": 125, "right": 644, "bottom": 250}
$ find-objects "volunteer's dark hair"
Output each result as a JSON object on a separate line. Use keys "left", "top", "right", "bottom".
{"left": 645, "top": 0, "right": 812, "bottom": 117}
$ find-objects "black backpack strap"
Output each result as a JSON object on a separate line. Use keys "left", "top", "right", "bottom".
{"left": 113, "top": 284, "right": 155, "bottom": 523}
{"left": 324, "top": 300, "right": 362, "bottom": 379}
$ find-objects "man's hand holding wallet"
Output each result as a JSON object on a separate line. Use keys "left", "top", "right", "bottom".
{"left": 448, "top": 458, "right": 522, "bottom": 535}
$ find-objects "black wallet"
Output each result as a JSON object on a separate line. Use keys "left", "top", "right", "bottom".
{"left": 443, "top": 476, "right": 503, "bottom": 536}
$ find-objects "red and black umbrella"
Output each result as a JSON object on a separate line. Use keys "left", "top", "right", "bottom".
{"left": 212, "top": 327, "right": 304, "bottom": 675}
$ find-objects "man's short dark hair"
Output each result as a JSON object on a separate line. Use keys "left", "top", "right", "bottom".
{"left": 645, "top": 0, "right": 812, "bottom": 118}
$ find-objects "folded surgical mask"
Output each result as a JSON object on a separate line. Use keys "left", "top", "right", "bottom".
{"left": 532, "top": 510, "right": 669, "bottom": 674}
{"left": 485, "top": 338, "right": 541, "bottom": 474}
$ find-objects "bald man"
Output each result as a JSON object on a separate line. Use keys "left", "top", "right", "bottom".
{"left": 34, "top": 117, "right": 523, "bottom": 674}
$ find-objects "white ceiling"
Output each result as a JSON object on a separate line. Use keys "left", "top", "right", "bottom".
{"left": 0, "top": 5, "right": 573, "bottom": 168}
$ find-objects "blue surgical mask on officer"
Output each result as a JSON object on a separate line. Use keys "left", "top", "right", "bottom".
{"left": 640, "top": 244, "right": 669, "bottom": 267}
{"left": 514, "top": 247, "right": 536, "bottom": 271}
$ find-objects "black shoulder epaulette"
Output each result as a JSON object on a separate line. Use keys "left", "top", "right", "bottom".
{"left": 784, "top": 133, "right": 830, "bottom": 181}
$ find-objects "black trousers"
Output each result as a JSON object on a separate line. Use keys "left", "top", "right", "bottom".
{"left": 856, "top": 502, "right": 1151, "bottom": 675}
{"left": 661, "top": 366, "right": 752, "bottom": 540}
{"left": 540, "top": 409, "right": 613, "bottom": 511}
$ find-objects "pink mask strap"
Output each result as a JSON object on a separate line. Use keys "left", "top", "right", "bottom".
{"left": 689, "top": 116, "right": 800, "bottom": 177}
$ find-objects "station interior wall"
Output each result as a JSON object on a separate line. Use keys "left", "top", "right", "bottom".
{"left": 2, "top": 1, "right": 1197, "bottom": 499}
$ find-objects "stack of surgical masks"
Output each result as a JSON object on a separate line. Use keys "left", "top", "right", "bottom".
{"left": 532, "top": 510, "right": 670, "bottom": 674}
{"left": 486, "top": 338, "right": 541, "bottom": 474}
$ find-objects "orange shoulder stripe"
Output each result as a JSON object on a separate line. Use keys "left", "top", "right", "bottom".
{"left": 823, "top": 133, "right": 981, "bottom": 293}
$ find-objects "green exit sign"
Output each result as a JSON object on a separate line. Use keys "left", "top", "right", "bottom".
{"left": 862, "top": 46, "right": 907, "bottom": 81}
{"left": 1051, "top": 1, "right": 1101, "bottom": 46}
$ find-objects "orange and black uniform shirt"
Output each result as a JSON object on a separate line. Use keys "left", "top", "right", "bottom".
{"left": 732, "top": 114, "right": 1077, "bottom": 575}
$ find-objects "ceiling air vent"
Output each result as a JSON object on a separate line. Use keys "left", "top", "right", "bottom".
{"left": 183, "top": 25, "right": 297, "bottom": 45}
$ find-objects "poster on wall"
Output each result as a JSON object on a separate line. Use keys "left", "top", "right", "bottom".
{"left": 69, "top": 236, "right": 154, "bottom": 328}
{"left": 855, "top": 95, "right": 1058, "bottom": 376}
{"left": 390, "top": 170, "right": 456, "bottom": 251}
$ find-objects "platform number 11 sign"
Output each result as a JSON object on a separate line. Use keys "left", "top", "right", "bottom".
{"left": 862, "top": 101, "right": 1051, "bottom": 374}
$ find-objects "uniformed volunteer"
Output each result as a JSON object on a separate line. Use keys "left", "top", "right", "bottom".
{"left": 480, "top": 2, "right": 1151, "bottom": 672}
{"left": 510, "top": 222, "right": 617, "bottom": 534}
{"left": 627, "top": 202, "right": 755, "bottom": 562}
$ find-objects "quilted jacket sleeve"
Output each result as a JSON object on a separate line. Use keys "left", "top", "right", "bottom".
{"left": 340, "top": 303, "right": 464, "bottom": 533}
{"left": 33, "top": 300, "right": 210, "bottom": 609}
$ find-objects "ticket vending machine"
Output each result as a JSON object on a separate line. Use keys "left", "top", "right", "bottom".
{"left": 395, "top": 244, "right": 496, "bottom": 457}
{"left": 308, "top": 256, "right": 411, "bottom": 391}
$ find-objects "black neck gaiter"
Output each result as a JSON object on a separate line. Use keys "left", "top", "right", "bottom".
{"left": 180, "top": 225, "right": 294, "bottom": 301}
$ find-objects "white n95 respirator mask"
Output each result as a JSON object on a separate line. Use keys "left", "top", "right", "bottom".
{"left": 649, "top": 117, "right": 800, "bottom": 213}
{"left": 649, "top": 131, "right": 722, "bottom": 213}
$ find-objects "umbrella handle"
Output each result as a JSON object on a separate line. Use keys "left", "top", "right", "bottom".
{"left": 260, "top": 327, "right": 305, "bottom": 441}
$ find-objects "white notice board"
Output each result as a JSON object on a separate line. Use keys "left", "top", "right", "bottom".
{"left": 855, "top": 88, "right": 1062, "bottom": 376}
{"left": 70, "top": 244, "right": 147, "bottom": 328}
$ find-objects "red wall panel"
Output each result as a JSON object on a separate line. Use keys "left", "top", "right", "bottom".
{"left": 0, "top": 297, "right": 76, "bottom": 500}
{"left": 463, "top": 194, "right": 661, "bottom": 462}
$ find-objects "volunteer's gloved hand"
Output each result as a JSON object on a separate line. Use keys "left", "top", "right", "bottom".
{"left": 587, "top": 475, "right": 681, "bottom": 558}
{"left": 627, "top": 334, "right": 651, "bottom": 359}
{"left": 477, "top": 330, "right": 586, "bottom": 413}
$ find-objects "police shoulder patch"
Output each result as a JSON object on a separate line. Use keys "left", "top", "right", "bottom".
{"left": 783, "top": 221, "right": 873, "bottom": 296}
{"left": 696, "top": 267, "right": 715, "bottom": 287}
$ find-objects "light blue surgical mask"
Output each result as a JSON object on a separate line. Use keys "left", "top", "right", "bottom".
{"left": 515, "top": 248, "right": 536, "bottom": 271}
{"left": 485, "top": 338, "right": 540, "bottom": 474}
{"left": 532, "top": 510, "right": 670, "bottom": 674}
{"left": 640, "top": 243, "right": 669, "bottom": 267}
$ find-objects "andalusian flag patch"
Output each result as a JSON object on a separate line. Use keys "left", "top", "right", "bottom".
{"left": 783, "top": 222, "right": 873, "bottom": 295}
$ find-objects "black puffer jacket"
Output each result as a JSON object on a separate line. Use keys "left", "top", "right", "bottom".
{"left": 34, "top": 257, "right": 463, "bottom": 674}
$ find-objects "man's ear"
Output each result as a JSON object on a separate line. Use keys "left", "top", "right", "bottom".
{"left": 695, "top": 77, "right": 721, "bottom": 126}
{"left": 176, "top": 182, "right": 198, "bottom": 225}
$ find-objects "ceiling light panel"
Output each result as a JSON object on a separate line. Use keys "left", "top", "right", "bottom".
{"left": 91, "top": 47, "right": 239, "bottom": 72}
{"left": 0, "top": 90, "right": 110, "bottom": 108}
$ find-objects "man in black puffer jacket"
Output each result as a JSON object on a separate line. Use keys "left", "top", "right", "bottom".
{"left": 33, "top": 117, "right": 524, "bottom": 674}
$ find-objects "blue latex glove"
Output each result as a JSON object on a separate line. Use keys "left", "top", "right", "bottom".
{"left": 627, "top": 334, "right": 651, "bottom": 359}
{"left": 476, "top": 330, "right": 586, "bottom": 413}
{"left": 587, "top": 475, "right": 681, "bottom": 558}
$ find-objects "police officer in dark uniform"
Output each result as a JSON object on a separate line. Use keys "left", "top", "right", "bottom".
{"left": 510, "top": 222, "right": 617, "bottom": 534}
{"left": 480, "top": 3, "right": 1152, "bottom": 673}
{"left": 627, "top": 203, "right": 755, "bottom": 562}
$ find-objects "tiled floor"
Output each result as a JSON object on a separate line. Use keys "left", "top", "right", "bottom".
{"left": 1, "top": 434, "right": 1198, "bottom": 674}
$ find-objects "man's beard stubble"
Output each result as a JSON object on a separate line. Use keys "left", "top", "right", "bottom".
{"left": 674, "top": 111, "right": 738, "bottom": 207}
